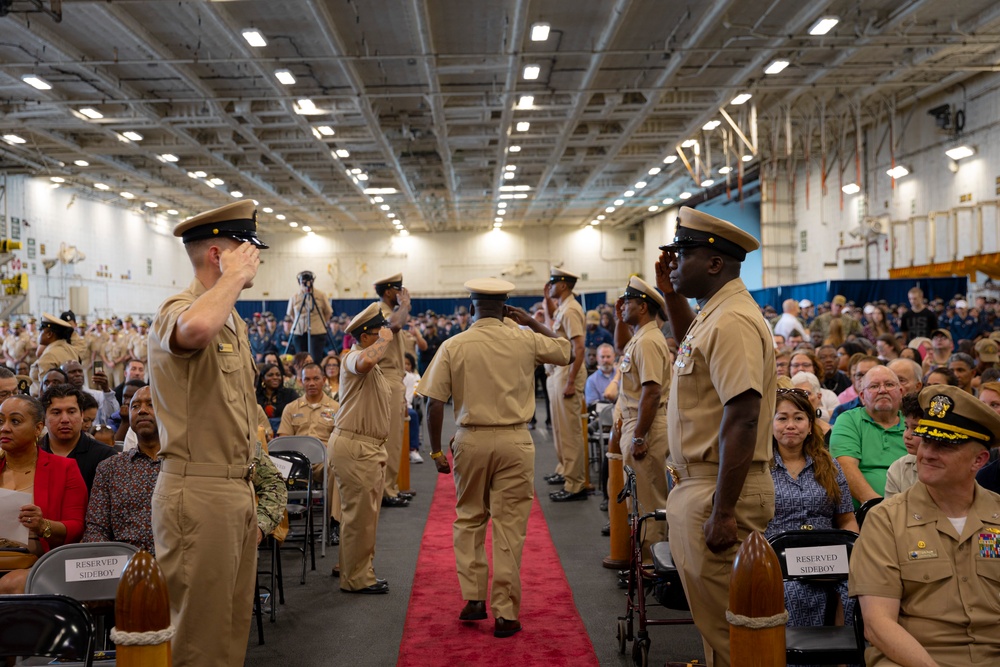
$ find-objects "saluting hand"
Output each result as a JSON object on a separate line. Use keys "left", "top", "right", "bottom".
{"left": 504, "top": 305, "right": 531, "bottom": 326}
{"left": 655, "top": 251, "right": 675, "bottom": 296}
{"left": 397, "top": 287, "right": 411, "bottom": 308}
{"left": 220, "top": 242, "right": 260, "bottom": 283}
{"left": 378, "top": 327, "right": 394, "bottom": 343}
{"left": 614, "top": 296, "right": 625, "bottom": 322}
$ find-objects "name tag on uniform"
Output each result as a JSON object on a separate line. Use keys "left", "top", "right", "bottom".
{"left": 908, "top": 549, "right": 938, "bottom": 560}
{"left": 217, "top": 343, "right": 234, "bottom": 353}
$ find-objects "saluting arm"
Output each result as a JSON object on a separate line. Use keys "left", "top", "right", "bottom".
{"left": 355, "top": 328, "right": 394, "bottom": 374}
{"left": 174, "top": 243, "right": 259, "bottom": 351}
{"left": 386, "top": 288, "right": 412, "bottom": 332}
{"left": 655, "top": 251, "right": 695, "bottom": 340}
{"left": 612, "top": 297, "right": 631, "bottom": 354}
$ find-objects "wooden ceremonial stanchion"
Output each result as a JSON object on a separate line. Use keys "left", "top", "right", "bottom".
{"left": 581, "top": 397, "right": 593, "bottom": 489}
{"left": 603, "top": 417, "right": 628, "bottom": 569}
{"left": 113, "top": 551, "right": 172, "bottom": 667}
{"left": 729, "top": 531, "right": 786, "bottom": 666}
{"left": 398, "top": 414, "right": 411, "bottom": 492}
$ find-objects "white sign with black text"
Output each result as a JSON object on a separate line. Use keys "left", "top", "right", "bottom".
{"left": 270, "top": 455, "right": 293, "bottom": 480}
{"left": 786, "top": 545, "right": 849, "bottom": 576}
{"left": 65, "top": 555, "right": 129, "bottom": 582}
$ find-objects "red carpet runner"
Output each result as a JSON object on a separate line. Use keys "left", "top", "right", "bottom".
{"left": 398, "top": 462, "right": 599, "bottom": 667}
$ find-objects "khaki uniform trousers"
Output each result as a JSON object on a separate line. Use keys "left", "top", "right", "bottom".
{"left": 620, "top": 413, "right": 669, "bottom": 562}
{"left": 382, "top": 381, "right": 406, "bottom": 499}
{"left": 452, "top": 425, "right": 534, "bottom": 620}
{"left": 665, "top": 465, "right": 774, "bottom": 667}
{"left": 546, "top": 365, "right": 586, "bottom": 493}
{"left": 151, "top": 472, "right": 257, "bottom": 667}
{"left": 330, "top": 430, "right": 387, "bottom": 590}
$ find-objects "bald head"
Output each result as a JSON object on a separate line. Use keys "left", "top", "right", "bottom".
{"left": 782, "top": 299, "right": 799, "bottom": 316}
{"left": 887, "top": 358, "right": 923, "bottom": 397}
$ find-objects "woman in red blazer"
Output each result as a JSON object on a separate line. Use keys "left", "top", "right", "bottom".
{"left": 0, "top": 394, "right": 87, "bottom": 593}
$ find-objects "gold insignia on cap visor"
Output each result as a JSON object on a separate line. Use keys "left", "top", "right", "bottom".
{"left": 928, "top": 394, "right": 953, "bottom": 419}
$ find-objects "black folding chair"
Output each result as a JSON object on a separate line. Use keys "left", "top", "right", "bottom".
{"left": 0, "top": 594, "right": 95, "bottom": 666}
{"left": 272, "top": 450, "right": 314, "bottom": 584}
{"left": 768, "top": 529, "right": 866, "bottom": 665}
{"left": 855, "top": 496, "right": 883, "bottom": 529}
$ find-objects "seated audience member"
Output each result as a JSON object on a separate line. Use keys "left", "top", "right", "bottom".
{"left": 790, "top": 352, "right": 838, "bottom": 417}
{"left": 110, "top": 380, "right": 147, "bottom": 441}
{"left": 257, "top": 362, "right": 300, "bottom": 433}
{"left": 830, "top": 355, "right": 881, "bottom": 425}
{"left": 921, "top": 328, "right": 954, "bottom": 373}
{"left": 790, "top": 372, "right": 832, "bottom": 436}
{"left": 899, "top": 346, "right": 922, "bottom": 364}
{"left": 947, "top": 352, "right": 976, "bottom": 394}
{"left": 775, "top": 349, "right": 791, "bottom": 378}
{"left": 38, "top": 384, "right": 116, "bottom": 491}
{"left": 851, "top": 385, "right": 1000, "bottom": 667}
{"left": 403, "top": 353, "right": 423, "bottom": 463}
{"left": 320, "top": 353, "right": 341, "bottom": 401}
{"left": 836, "top": 341, "right": 868, "bottom": 375}
{"left": 886, "top": 358, "right": 924, "bottom": 397}
{"left": 39, "top": 367, "right": 68, "bottom": 397}
{"left": 112, "top": 358, "right": 146, "bottom": 404}
{"left": 79, "top": 392, "right": 99, "bottom": 434}
{"left": 82, "top": 386, "right": 160, "bottom": 552}
{"left": 924, "top": 367, "right": 959, "bottom": 387}
{"left": 817, "top": 344, "right": 851, "bottom": 395}
{"left": 884, "top": 393, "right": 923, "bottom": 498}
{"left": 767, "top": 388, "right": 858, "bottom": 627}
{"left": 874, "top": 333, "right": 902, "bottom": 362}
{"left": 976, "top": 381, "right": 1000, "bottom": 493}
{"left": 584, "top": 343, "right": 616, "bottom": 406}
{"left": 864, "top": 306, "right": 896, "bottom": 345}
{"left": 830, "top": 366, "right": 907, "bottom": 508}
{"left": 974, "top": 338, "right": 1000, "bottom": 384}
{"left": 772, "top": 333, "right": 786, "bottom": 349}
{"left": 0, "top": 395, "right": 87, "bottom": 594}
{"left": 61, "top": 359, "right": 118, "bottom": 426}
{"left": 0, "top": 367, "right": 18, "bottom": 401}
{"left": 585, "top": 310, "right": 613, "bottom": 349}
{"left": 91, "top": 425, "right": 116, "bottom": 448}
{"left": 979, "top": 380, "right": 1000, "bottom": 415}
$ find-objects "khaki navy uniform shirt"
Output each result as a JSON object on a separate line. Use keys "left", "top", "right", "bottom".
{"left": 418, "top": 318, "right": 571, "bottom": 425}
{"left": 617, "top": 320, "right": 671, "bottom": 419}
{"left": 30, "top": 339, "right": 80, "bottom": 384}
{"left": 668, "top": 277, "right": 776, "bottom": 464}
{"left": 3, "top": 332, "right": 28, "bottom": 364}
{"left": 548, "top": 295, "right": 585, "bottom": 377}
{"left": 277, "top": 394, "right": 340, "bottom": 441}
{"left": 128, "top": 333, "right": 148, "bottom": 364}
{"left": 337, "top": 344, "right": 392, "bottom": 440}
{"left": 104, "top": 336, "right": 129, "bottom": 364}
{"left": 149, "top": 278, "right": 256, "bottom": 466}
{"left": 287, "top": 288, "right": 333, "bottom": 336}
{"left": 377, "top": 301, "right": 406, "bottom": 381}
{"left": 850, "top": 482, "right": 1000, "bottom": 666}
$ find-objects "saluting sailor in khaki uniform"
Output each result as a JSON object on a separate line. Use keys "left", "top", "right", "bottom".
{"left": 657, "top": 207, "right": 776, "bottom": 667}
{"left": 373, "top": 273, "right": 414, "bottom": 507}
{"left": 419, "top": 278, "right": 571, "bottom": 638}
{"left": 613, "top": 276, "right": 671, "bottom": 561}
{"left": 330, "top": 302, "right": 394, "bottom": 594}
{"left": 851, "top": 384, "right": 1000, "bottom": 667}
{"left": 543, "top": 268, "right": 588, "bottom": 502}
{"left": 148, "top": 199, "right": 266, "bottom": 667}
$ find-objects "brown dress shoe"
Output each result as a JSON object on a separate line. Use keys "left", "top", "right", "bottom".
{"left": 459, "top": 600, "right": 487, "bottom": 621}
{"left": 494, "top": 617, "right": 522, "bottom": 638}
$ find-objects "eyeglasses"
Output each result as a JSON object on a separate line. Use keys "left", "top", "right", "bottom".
{"left": 776, "top": 388, "right": 810, "bottom": 398}
{"left": 790, "top": 362, "right": 814, "bottom": 371}
{"left": 864, "top": 381, "right": 899, "bottom": 393}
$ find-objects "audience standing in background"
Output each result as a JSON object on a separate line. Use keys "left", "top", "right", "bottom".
{"left": 900, "top": 287, "right": 939, "bottom": 342}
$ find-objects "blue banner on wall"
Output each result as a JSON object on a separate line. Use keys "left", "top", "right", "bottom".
{"left": 749, "top": 277, "right": 969, "bottom": 309}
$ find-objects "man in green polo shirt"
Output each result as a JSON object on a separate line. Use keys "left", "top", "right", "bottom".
{"left": 830, "top": 365, "right": 907, "bottom": 509}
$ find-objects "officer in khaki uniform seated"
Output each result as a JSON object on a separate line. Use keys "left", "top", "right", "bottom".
{"left": 30, "top": 313, "right": 81, "bottom": 388}
{"left": 330, "top": 302, "right": 395, "bottom": 594}
{"left": 656, "top": 206, "right": 776, "bottom": 667}
{"left": 419, "top": 278, "right": 571, "bottom": 638}
{"left": 373, "top": 273, "right": 414, "bottom": 507}
{"left": 148, "top": 199, "right": 266, "bottom": 667}
{"left": 277, "top": 362, "right": 343, "bottom": 543}
{"left": 850, "top": 384, "right": 1000, "bottom": 667}
{"left": 542, "top": 268, "right": 588, "bottom": 501}
{"left": 613, "top": 276, "right": 671, "bottom": 562}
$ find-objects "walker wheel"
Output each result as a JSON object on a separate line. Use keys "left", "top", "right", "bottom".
{"left": 616, "top": 619, "right": 628, "bottom": 654}
{"left": 632, "top": 636, "right": 649, "bottom": 667}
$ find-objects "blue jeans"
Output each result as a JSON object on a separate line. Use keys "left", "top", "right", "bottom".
{"left": 407, "top": 407, "right": 421, "bottom": 450}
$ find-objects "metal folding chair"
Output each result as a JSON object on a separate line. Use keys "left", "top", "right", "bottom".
{"left": 0, "top": 594, "right": 95, "bottom": 666}
{"left": 269, "top": 435, "right": 329, "bottom": 555}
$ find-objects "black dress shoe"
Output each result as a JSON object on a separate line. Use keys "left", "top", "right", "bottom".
{"left": 549, "top": 489, "right": 588, "bottom": 502}
{"left": 545, "top": 474, "right": 565, "bottom": 486}
{"left": 599, "top": 498, "right": 609, "bottom": 512}
{"left": 381, "top": 496, "right": 410, "bottom": 508}
{"left": 331, "top": 565, "right": 340, "bottom": 578}
{"left": 342, "top": 578, "right": 389, "bottom": 594}
{"left": 398, "top": 490, "right": 416, "bottom": 499}
{"left": 459, "top": 600, "right": 487, "bottom": 621}
{"left": 601, "top": 522, "right": 610, "bottom": 536}
{"left": 494, "top": 617, "right": 522, "bottom": 638}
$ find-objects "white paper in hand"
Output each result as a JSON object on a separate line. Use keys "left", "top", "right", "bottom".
{"left": 0, "top": 488, "right": 33, "bottom": 545}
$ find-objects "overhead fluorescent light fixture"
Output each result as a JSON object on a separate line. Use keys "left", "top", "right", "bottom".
{"left": 364, "top": 187, "right": 398, "bottom": 195}
{"left": 508, "top": 145, "right": 521, "bottom": 153}
{"left": 302, "top": 226, "right": 312, "bottom": 232}
{"left": 662, "top": 198, "right": 675, "bottom": 205}
{"left": 380, "top": 204, "right": 391, "bottom": 211}
{"left": 499, "top": 184, "right": 532, "bottom": 191}
{"left": 648, "top": 167, "right": 661, "bottom": 176}
{"left": 681, "top": 139, "right": 698, "bottom": 148}
{"left": 120, "top": 192, "right": 135, "bottom": 199}
{"left": 517, "top": 95, "right": 534, "bottom": 110}
{"left": 523, "top": 64, "right": 541, "bottom": 80}
{"left": 808, "top": 16, "right": 839, "bottom": 36}
{"left": 316, "top": 125, "right": 335, "bottom": 136}
{"left": 679, "top": 192, "right": 692, "bottom": 200}
{"left": 945, "top": 145, "right": 975, "bottom": 161}
{"left": 516, "top": 121, "right": 530, "bottom": 132}
{"left": 159, "top": 154, "right": 179, "bottom": 163}
{"left": 231, "top": 191, "right": 243, "bottom": 198}
{"left": 702, "top": 120, "right": 721, "bottom": 131}
{"left": 276, "top": 214, "right": 286, "bottom": 221}
{"left": 497, "top": 208, "right": 506, "bottom": 215}
{"left": 701, "top": 179, "right": 715, "bottom": 187}
{"left": 94, "top": 183, "right": 110, "bottom": 190}
{"left": 663, "top": 155, "right": 678, "bottom": 164}
{"left": 614, "top": 199, "right": 624, "bottom": 206}
{"left": 144, "top": 201, "right": 158, "bottom": 208}
{"left": 242, "top": 28, "right": 267, "bottom": 47}
{"left": 731, "top": 93, "right": 752, "bottom": 105}
{"left": 122, "top": 131, "right": 143, "bottom": 141}
{"left": 74, "top": 160, "right": 89, "bottom": 167}
{"left": 262, "top": 207, "right": 273, "bottom": 213}
{"left": 288, "top": 221, "right": 297, "bottom": 227}
{"left": 275, "top": 69, "right": 296, "bottom": 85}
{"left": 210, "top": 177, "right": 224, "bottom": 185}
{"left": 505, "top": 165, "right": 517, "bottom": 171}
{"left": 499, "top": 193, "right": 529, "bottom": 199}
{"left": 503, "top": 172, "right": 515, "bottom": 179}
{"left": 634, "top": 181, "right": 647, "bottom": 189}
{"left": 50, "top": 176, "right": 65, "bottom": 183}
{"left": 623, "top": 190, "right": 635, "bottom": 198}
{"left": 21, "top": 75, "right": 51, "bottom": 90}
{"left": 530, "top": 22, "right": 550, "bottom": 41}
{"left": 387, "top": 213, "right": 396, "bottom": 218}
{"left": 498, "top": 202, "right": 507, "bottom": 209}
{"left": 295, "top": 98, "right": 320, "bottom": 115}
{"left": 597, "top": 215, "right": 605, "bottom": 220}
{"left": 3, "top": 134, "right": 26, "bottom": 144}
{"left": 335, "top": 149, "right": 350, "bottom": 158}
{"left": 167, "top": 209, "right": 179, "bottom": 215}
{"left": 886, "top": 165, "right": 910, "bottom": 179}
{"left": 356, "top": 173, "right": 369, "bottom": 181}
{"left": 78, "top": 107, "right": 103, "bottom": 120}
{"left": 718, "top": 166, "right": 732, "bottom": 174}
{"left": 590, "top": 220, "right": 600, "bottom": 226}
{"left": 605, "top": 206, "right": 616, "bottom": 213}
{"left": 764, "top": 60, "right": 790, "bottom": 75}
{"left": 741, "top": 154, "right": 753, "bottom": 162}
{"left": 842, "top": 183, "right": 861, "bottom": 194}
{"left": 399, "top": 229, "right": 410, "bottom": 237}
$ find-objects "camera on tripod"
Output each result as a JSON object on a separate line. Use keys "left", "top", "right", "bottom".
{"left": 298, "top": 270, "right": 315, "bottom": 292}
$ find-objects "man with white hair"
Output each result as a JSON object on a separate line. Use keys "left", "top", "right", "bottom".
{"left": 772, "top": 299, "right": 807, "bottom": 340}
{"left": 886, "top": 358, "right": 924, "bottom": 397}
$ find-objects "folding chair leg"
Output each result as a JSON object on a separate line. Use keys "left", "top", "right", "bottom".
{"left": 254, "top": 572, "right": 265, "bottom": 645}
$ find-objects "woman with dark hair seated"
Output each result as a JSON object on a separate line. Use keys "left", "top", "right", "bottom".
{"left": 766, "top": 388, "right": 859, "bottom": 628}
{"left": 256, "top": 363, "right": 300, "bottom": 433}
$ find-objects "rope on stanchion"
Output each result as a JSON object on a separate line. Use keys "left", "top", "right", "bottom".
{"left": 110, "top": 626, "right": 176, "bottom": 646}
{"left": 725, "top": 610, "right": 788, "bottom": 629}
{"left": 606, "top": 452, "right": 623, "bottom": 461}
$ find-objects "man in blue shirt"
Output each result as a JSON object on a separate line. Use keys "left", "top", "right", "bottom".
{"left": 584, "top": 343, "right": 616, "bottom": 406}
{"left": 947, "top": 299, "right": 983, "bottom": 342}
{"left": 585, "top": 310, "right": 613, "bottom": 350}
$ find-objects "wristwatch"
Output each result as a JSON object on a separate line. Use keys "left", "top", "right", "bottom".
{"left": 632, "top": 436, "right": 646, "bottom": 446}
{"left": 430, "top": 451, "right": 444, "bottom": 460}
{"left": 40, "top": 519, "right": 52, "bottom": 539}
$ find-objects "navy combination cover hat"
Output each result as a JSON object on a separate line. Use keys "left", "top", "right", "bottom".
{"left": 465, "top": 277, "right": 515, "bottom": 301}
{"left": 173, "top": 200, "right": 268, "bottom": 249}
{"left": 347, "top": 302, "right": 388, "bottom": 336}
{"left": 915, "top": 384, "right": 1000, "bottom": 447}
{"left": 548, "top": 267, "right": 579, "bottom": 284}
{"left": 659, "top": 206, "right": 760, "bottom": 261}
